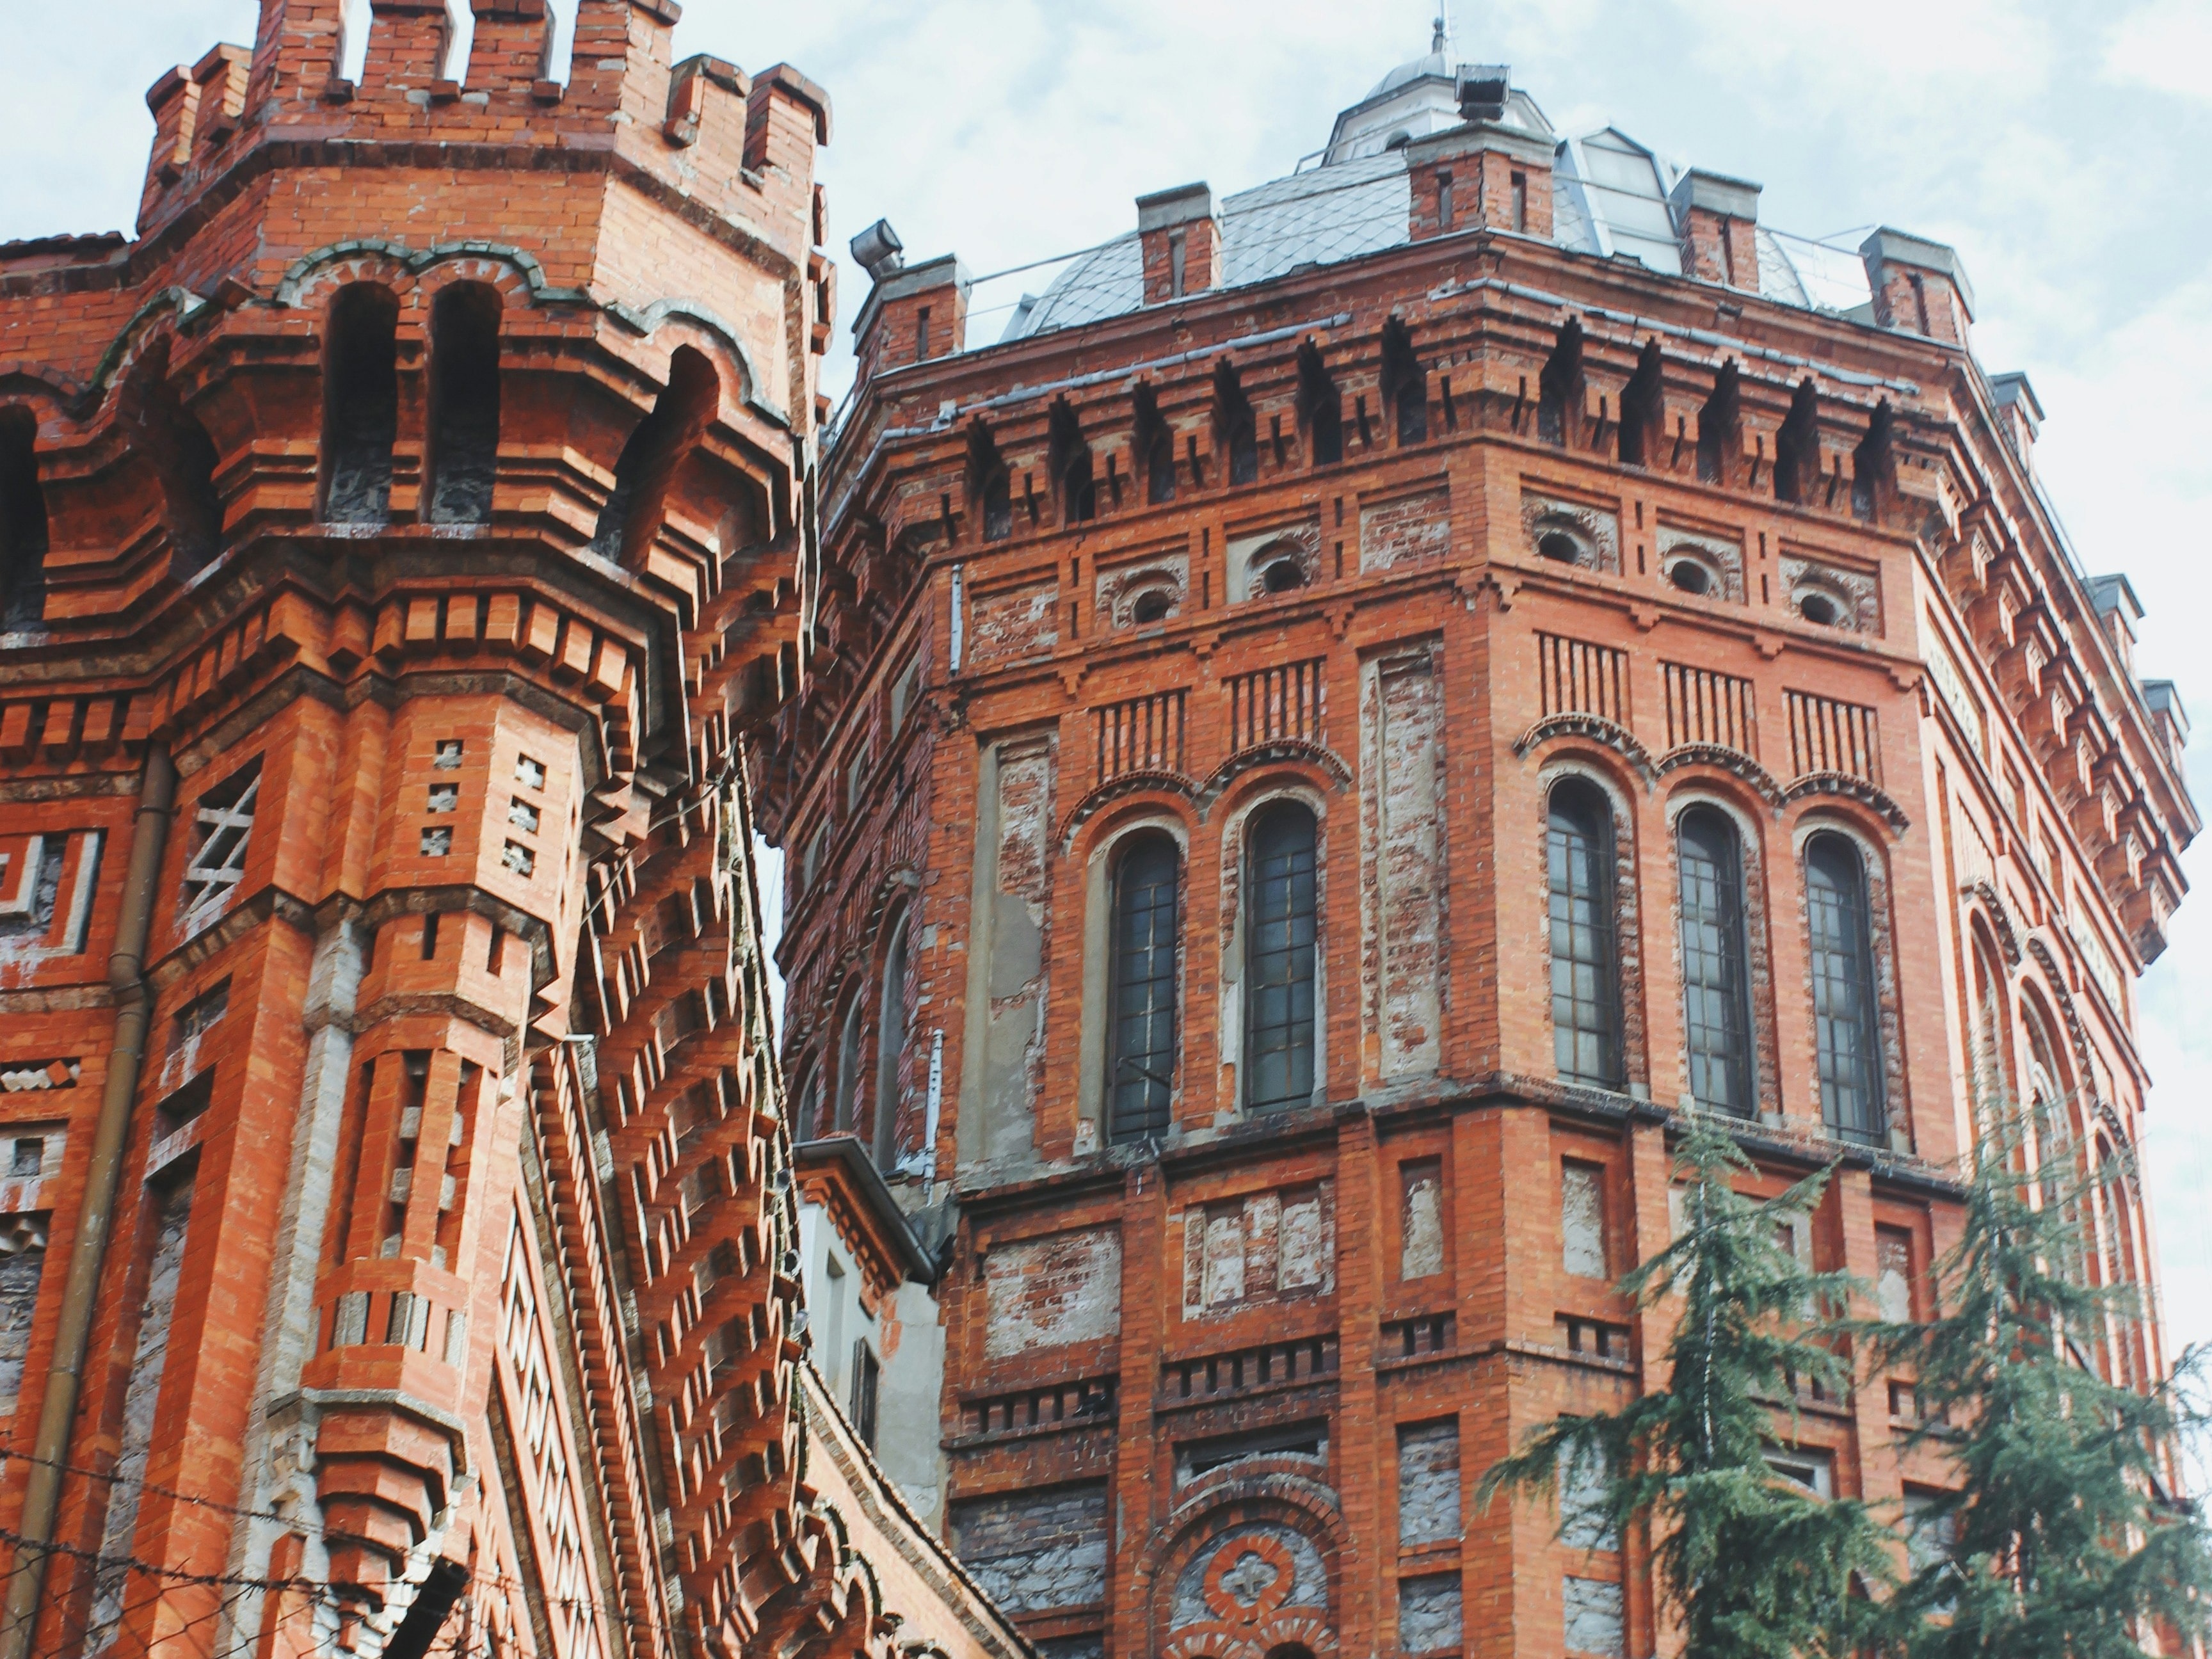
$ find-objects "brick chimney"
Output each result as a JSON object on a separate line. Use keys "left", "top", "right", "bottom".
{"left": 1406, "top": 122, "right": 1555, "bottom": 241}
{"left": 2087, "top": 574, "right": 2142, "bottom": 675}
{"left": 1669, "top": 168, "right": 1761, "bottom": 292}
{"left": 853, "top": 251, "right": 972, "bottom": 386}
{"left": 1860, "top": 227, "right": 1975, "bottom": 345}
{"left": 1138, "top": 183, "right": 1222, "bottom": 303}
{"left": 1989, "top": 371, "right": 2042, "bottom": 470}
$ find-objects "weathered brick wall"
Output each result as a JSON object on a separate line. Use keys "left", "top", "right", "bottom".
{"left": 789, "top": 73, "right": 2195, "bottom": 1656}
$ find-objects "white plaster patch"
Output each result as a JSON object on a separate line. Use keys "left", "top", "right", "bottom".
{"left": 984, "top": 1227, "right": 1122, "bottom": 1358}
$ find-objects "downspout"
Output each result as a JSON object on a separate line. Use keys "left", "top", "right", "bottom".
{"left": 0, "top": 743, "right": 176, "bottom": 1659}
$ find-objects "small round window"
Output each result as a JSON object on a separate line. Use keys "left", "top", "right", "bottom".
{"left": 1796, "top": 589, "right": 1843, "bottom": 627}
{"left": 1667, "top": 558, "right": 1714, "bottom": 597}
{"left": 1130, "top": 588, "right": 1173, "bottom": 626}
{"left": 1261, "top": 557, "right": 1306, "bottom": 595}
{"left": 1538, "top": 530, "right": 1584, "bottom": 565}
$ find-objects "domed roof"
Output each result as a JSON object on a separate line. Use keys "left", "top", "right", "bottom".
{"left": 1366, "top": 45, "right": 1452, "bottom": 100}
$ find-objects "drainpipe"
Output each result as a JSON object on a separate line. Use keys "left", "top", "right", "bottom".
{"left": 0, "top": 743, "right": 175, "bottom": 1659}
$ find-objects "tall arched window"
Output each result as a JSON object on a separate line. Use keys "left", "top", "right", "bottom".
{"left": 1245, "top": 804, "right": 1318, "bottom": 1110}
{"left": 0, "top": 407, "right": 48, "bottom": 629}
{"left": 424, "top": 282, "right": 502, "bottom": 524}
{"left": 1805, "top": 833, "right": 1885, "bottom": 1144}
{"left": 835, "top": 994, "right": 866, "bottom": 1135}
{"left": 1676, "top": 805, "right": 1755, "bottom": 1116}
{"left": 1108, "top": 833, "right": 1180, "bottom": 1143}
{"left": 794, "top": 1065, "right": 825, "bottom": 1141}
{"left": 873, "top": 912, "right": 913, "bottom": 1169}
{"left": 1548, "top": 780, "right": 1623, "bottom": 1088}
{"left": 320, "top": 284, "right": 399, "bottom": 524}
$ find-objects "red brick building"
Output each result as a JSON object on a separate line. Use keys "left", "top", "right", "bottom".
{"left": 0, "top": 6, "right": 1023, "bottom": 1659}
{"left": 778, "top": 30, "right": 2197, "bottom": 1659}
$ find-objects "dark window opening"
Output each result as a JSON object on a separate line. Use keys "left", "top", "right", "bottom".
{"left": 1668, "top": 559, "right": 1713, "bottom": 597}
{"left": 849, "top": 1340, "right": 881, "bottom": 1446}
{"left": 125, "top": 335, "right": 223, "bottom": 579}
{"left": 1774, "top": 378, "right": 1818, "bottom": 506}
{"left": 1436, "top": 170, "right": 1455, "bottom": 233}
{"left": 1696, "top": 361, "right": 1741, "bottom": 486}
{"left": 1214, "top": 358, "right": 1260, "bottom": 486}
{"left": 1107, "top": 833, "right": 1179, "bottom": 1144}
{"left": 1537, "top": 319, "right": 1585, "bottom": 449}
{"left": 1537, "top": 530, "right": 1583, "bottom": 565}
{"left": 1134, "top": 382, "right": 1175, "bottom": 505}
{"left": 320, "top": 284, "right": 399, "bottom": 525}
{"left": 1296, "top": 341, "right": 1342, "bottom": 467}
{"left": 1617, "top": 338, "right": 1664, "bottom": 469}
{"left": 966, "top": 420, "right": 1013, "bottom": 541}
{"left": 835, "top": 995, "right": 865, "bottom": 1135}
{"left": 1261, "top": 557, "right": 1306, "bottom": 595}
{"left": 873, "top": 913, "right": 913, "bottom": 1172}
{"left": 1677, "top": 805, "right": 1756, "bottom": 1116}
{"left": 590, "top": 346, "right": 720, "bottom": 566}
{"left": 1851, "top": 401, "right": 1895, "bottom": 524}
{"left": 1510, "top": 170, "right": 1529, "bottom": 233}
{"left": 1245, "top": 803, "right": 1318, "bottom": 1110}
{"left": 1806, "top": 834, "right": 1886, "bottom": 1144}
{"left": 1381, "top": 317, "right": 1428, "bottom": 444}
{"left": 1131, "top": 588, "right": 1173, "bottom": 626}
{"left": 424, "top": 282, "right": 502, "bottom": 525}
{"left": 0, "top": 406, "right": 49, "bottom": 629}
{"left": 1548, "top": 780, "right": 1623, "bottom": 1087}
{"left": 1048, "top": 397, "right": 1096, "bottom": 524}
{"left": 1798, "top": 591, "right": 1841, "bottom": 627}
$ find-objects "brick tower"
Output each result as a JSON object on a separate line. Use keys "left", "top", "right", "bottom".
{"left": 0, "top": 6, "right": 1020, "bottom": 1659}
{"left": 780, "top": 33, "right": 2197, "bottom": 1659}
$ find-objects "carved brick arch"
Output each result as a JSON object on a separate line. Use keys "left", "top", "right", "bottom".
{"left": 1781, "top": 771, "right": 1911, "bottom": 835}
{"left": 1198, "top": 742, "right": 1352, "bottom": 819}
{"left": 2023, "top": 935, "right": 2106, "bottom": 1117}
{"left": 617, "top": 298, "right": 789, "bottom": 431}
{"left": 1655, "top": 742, "right": 1786, "bottom": 810}
{"left": 1062, "top": 773, "right": 1201, "bottom": 852}
{"left": 273, "top": 237, "right": 579, "bottom": 310}
{"left": 1960, "top": 879, "right": 2023, "bottom": 966}
{"left": 1514, "top": 716, "right": 1658, "bottom": 793}
{"left": 1138, "top": 1477, "right": 1347, "bottom": 1659}
{"left": 86, "top": 285, "right": 212, "bottom": 405}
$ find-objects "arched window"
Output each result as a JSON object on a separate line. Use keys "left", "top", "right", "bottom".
{"left": 1214, "top": 358, "right": 1259, "bottom": 486}
{"left": 1245, "top": 803, "right": 1318, "bottom": 1110}
{"left": 591, "top": 346, "right": 719, "bottom": 565}
{"left": 424, "top": 282, "right": 502, "bottom": 524}
{"left": 794, "top": 1065, "right": 825, "bottom": 1141}
{"left": 1548, "top": 780, "right": 1623, "bottom": 1088}
{"left": 835, "top": 993, "right": 866, "bottom": 1135}
{"left": 1676, "top": 805, "right": 1755, "bottom": 1115}
{"left": 320, "top": 284, "right": 399, "bottom": 524}
{"left": 1107, "top": 833, "right": 1180, "bottom": 1143}
{"left": 1296, "top": 341, "right": 1342, "bottom": 467}
{"left": 1805, "top": 834, "right": 1884, "bottom": 1144}
{"left": 873, "top": 912, "right": 914, "bottom": 1169}
{"left": 0, "top": 407, "right": 48, "bottom": 629}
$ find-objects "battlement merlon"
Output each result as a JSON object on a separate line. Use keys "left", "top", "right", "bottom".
{"left": 118, "top": 0, "right": 831, "bottom": 285}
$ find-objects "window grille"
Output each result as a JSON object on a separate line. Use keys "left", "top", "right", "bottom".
{"left": 1806, "top": 834, "right": 1885, "bottom": 1142}
{"left": 179, "top": 762, "right": 260, "bottom": 939}
{"left": 1548, "top": 782, "right": 1623, "bottom": 1087}
{"left": 1676, "top": 805, "right": 1755, "bottom": 1114}
{"left": 1108, "top": 836, "right": 1179, "bottom": 1143}
{"left": 1245, "top": 805, "right": 1318, "bottom": 1109}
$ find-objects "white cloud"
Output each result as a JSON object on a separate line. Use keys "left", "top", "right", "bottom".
{"left": 2106, "top": 0, "right": 2212, "bottom": 100}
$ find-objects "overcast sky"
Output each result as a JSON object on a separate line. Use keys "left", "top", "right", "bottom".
{"left": 7, "top": 0, "right": 2211, "bottom": 1351}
